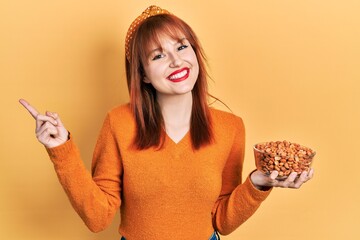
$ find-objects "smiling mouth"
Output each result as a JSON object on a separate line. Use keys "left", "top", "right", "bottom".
{"left": 167, "top": 68, "right": 190, "bottom": 82}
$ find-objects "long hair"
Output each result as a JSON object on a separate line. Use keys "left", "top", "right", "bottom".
{"left": 126, "top": 14, "right": 213, "bottom": 150}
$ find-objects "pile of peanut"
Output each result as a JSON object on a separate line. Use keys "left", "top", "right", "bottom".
{"left": 254, "top": 141, "right": 315, "bottom": 177}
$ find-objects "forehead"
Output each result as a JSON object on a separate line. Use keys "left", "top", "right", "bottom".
{"left": 145, "top": 26, "right": 186, "bottom": 46}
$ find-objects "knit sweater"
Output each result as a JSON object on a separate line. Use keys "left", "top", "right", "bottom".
{"left": 46, "top": 104, "right": 271, "bottom": 240}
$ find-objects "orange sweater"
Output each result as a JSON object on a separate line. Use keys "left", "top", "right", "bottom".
{"left": 46, "top": 104, "right": 271, "bottom": 240}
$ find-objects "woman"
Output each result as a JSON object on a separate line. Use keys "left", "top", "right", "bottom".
{"left": 20, "top": 5, "right": 314, "bottom": 240}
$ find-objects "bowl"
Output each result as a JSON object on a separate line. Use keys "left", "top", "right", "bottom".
{"left": 253, "top": 140, "right": 316, "bottom": 179}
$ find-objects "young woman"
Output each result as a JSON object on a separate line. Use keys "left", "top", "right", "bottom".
{"left": 20, "top": 5, "right": 314, "bottom": 240}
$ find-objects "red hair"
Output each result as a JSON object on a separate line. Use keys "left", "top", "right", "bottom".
{"left": 126, "top": 14, "right": 213, "bottom": 150}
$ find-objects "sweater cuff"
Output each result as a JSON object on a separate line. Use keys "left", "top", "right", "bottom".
{"left": 45, "top": 135, "right": 79, "bottom": 166}
{"left": 243, "top": 173, "right": 272, "bottom": 202}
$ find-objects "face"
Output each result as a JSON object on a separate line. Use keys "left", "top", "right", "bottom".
{"left": 142, "top": 34, "right": 199, "bottom": 98}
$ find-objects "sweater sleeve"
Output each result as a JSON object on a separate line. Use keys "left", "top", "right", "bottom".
{"left": 211, "top": 116, "right": 272, "bottom": 235}
{"left": 46, "top": 113, "right": 122, "bottom": 232}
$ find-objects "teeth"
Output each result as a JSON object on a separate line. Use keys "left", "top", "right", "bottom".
{"left": 169, "top": 69, "right": 188, "bottom": 80}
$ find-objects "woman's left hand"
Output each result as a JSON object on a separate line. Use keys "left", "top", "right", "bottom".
{"left": 250, "top": 169, "right": 314, "bottom": 190}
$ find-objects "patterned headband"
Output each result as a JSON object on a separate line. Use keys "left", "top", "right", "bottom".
{"left": 125, "top": 5, "right": 171, "bottom": 61}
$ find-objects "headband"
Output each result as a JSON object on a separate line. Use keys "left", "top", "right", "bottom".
{"left": 125, "top": 5, "right": 171, "bottom": 61}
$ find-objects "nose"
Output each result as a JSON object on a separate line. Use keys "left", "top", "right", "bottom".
{"left": 169, "top": 52, "right": 183, "bottom": 68}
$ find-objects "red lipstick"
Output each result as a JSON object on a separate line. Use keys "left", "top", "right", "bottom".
{"left": 167, "top": 67, "right": 190, "bottom": 82}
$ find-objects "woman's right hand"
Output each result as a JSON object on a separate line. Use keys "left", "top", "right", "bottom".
{"left": 19, "top": 99, "right": 69, "bottom": 148}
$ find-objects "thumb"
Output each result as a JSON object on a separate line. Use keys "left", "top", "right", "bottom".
{"left": 46, "top": 111, "right": 69, "bottom": 140}
{"left": 46, "top": 111, "right": 64, "bottom": 127}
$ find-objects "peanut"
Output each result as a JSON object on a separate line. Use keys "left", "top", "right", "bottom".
{"left": 254, "top": 140, "right": 315, "bottom": 178}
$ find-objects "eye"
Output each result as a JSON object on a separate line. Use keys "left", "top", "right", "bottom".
{"left": 178, "top": 44, "right": 188, "bottom": 51}
{"left": 152, "top": 53, "right": 165, "bottom": 61}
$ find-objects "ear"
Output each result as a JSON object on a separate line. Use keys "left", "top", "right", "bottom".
{"left": 143, "top": 76, "right": 151, "bottom": 83}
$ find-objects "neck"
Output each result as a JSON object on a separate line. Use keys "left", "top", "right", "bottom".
{"left": 157, "top": 92, "right": 193, "bottom": 130}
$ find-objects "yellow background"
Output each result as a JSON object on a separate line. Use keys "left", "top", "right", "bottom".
{"left": 1, "top": 0, "right": 359, "bottom": 239}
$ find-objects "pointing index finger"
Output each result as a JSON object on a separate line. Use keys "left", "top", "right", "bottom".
{"left": 19, "top": 99, "right": 39, "bottom": 119}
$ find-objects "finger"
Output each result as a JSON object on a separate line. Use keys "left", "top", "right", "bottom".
{"left": 46, "top": 111, "right": 64, "bottom": 127}
{"left": 308, "top": 168, "right": 315, "bottom": 179}
{"left": 299, "top": 171, "right": 309, "bottom": 182}
{"left": 37, "top": 127, "right": 58, "bottom": 145}
{"left": 36, "top": 122, "right": 58, "bottom": 138}
{"left": 46, "top": 111, "right": 57, "bottom": 119}
{"left": 293, "top": 171, "right": 308, "bottom": 189}
{"left": 270, "top": 171, "right": 279, "bottom": 180}
{"left": 35, "top": 114, "right": 58, "bottom": 131}
{"left": 282, "top": 172, "right": 298, "bottom": 188}
{"left": 288, "top": 172, "right": 298, "bottom": 182}
{"left": 267, "top": 171, "right": 279, "bottom": 186}
{"left": 45, "top": 111, "right": 68, "bottom": 140}
{"left": 19, "top": 99, "right": 39, "bottom": 119}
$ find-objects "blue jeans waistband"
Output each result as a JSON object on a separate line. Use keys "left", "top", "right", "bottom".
{"left": 120, "top": 231, "right": 220, "bottom": 240}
